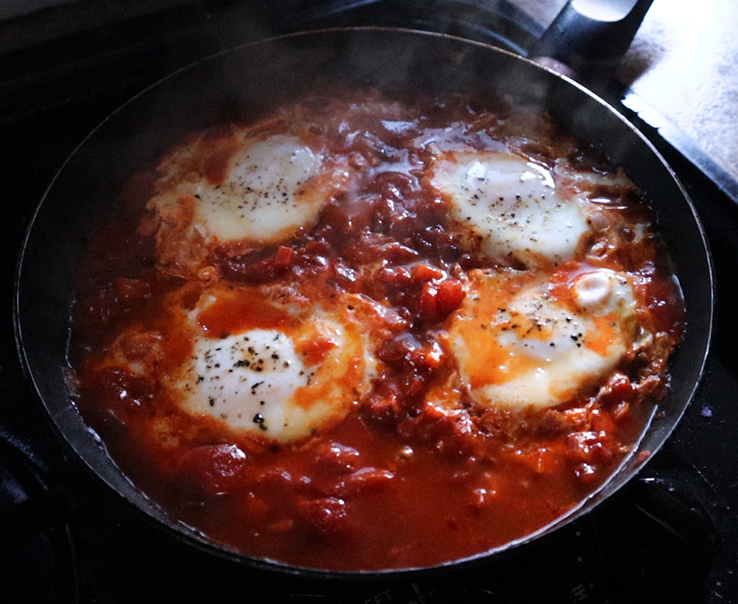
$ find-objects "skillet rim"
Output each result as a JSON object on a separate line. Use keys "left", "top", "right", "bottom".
{"left": 13, "top": 26, "right": 714, "bottom": 578}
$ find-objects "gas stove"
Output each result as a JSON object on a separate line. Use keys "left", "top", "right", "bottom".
{"left": 1, "top": 1, "right": 737, "bottom": 602}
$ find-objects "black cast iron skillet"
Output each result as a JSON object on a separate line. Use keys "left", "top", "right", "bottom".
{"left": 14, "top": 27, "right": 713, "bottom": 576}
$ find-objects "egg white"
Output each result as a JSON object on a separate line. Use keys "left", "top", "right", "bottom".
{"left": 195, "top": 135, "right": 323, "bottom": 243}
{"left": 98, "top": 285, "right": 378, "bottom": 444}
{"left": 446, "top": 268, "right": 646, "bottom": 411}
{"left": 147, "top": 131, "right": 349, "bottom": 278}
{"left": 429, "top": 150, "right": 590, "bottom": 267}
{"left": 161, "top": 286, "right": 377, "bottom": 443}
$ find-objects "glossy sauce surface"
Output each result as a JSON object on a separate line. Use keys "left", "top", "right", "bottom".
{"left": 70, "top": 88, "right": 685, "bottom": 571}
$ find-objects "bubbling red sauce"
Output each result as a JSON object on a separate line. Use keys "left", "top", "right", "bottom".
{"left": 69, "top": 88, "right": 685, "bottom": 571}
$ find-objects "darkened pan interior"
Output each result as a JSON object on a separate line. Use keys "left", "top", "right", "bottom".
{"left": 15, "top": 28, "right": 713, "bottom": 575}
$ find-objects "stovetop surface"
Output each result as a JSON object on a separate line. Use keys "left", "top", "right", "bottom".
{"left": 2, "top": 1, "right": 738, "bottom": 602}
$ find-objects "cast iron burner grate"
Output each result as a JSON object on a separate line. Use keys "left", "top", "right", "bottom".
{"left": 0, "top": 436, "right": 77, "bottom": 604}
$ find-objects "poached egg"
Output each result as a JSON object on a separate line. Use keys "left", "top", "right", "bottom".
{"left": 430, "top": 150, "right": 591, "bottom": 268}
{"left": 148, "top": 130, "right": 349, "bottom": 278}
{"left": 446, "top": 267, "right": 647, "bottom": 411}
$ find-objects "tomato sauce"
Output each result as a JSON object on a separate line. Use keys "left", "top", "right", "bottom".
{"left": 69, "top": 88, "right": 685, "bottom": 571}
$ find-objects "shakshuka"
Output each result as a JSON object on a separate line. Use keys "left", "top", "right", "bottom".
{"left": 70, "top": 87, "right": 685, "bottom": 571}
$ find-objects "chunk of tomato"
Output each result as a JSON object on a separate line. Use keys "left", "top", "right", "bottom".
{"left": 179, "top": 444, "right": 248, "bottom": 496}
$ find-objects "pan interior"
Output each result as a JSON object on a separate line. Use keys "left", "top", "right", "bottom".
{"left": 14, "top": 28, "right": 713, "bottom": 574}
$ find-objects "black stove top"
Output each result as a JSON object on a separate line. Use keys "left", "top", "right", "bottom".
{"left": 2, "top": 1, "right": 738, "bottom": 602}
